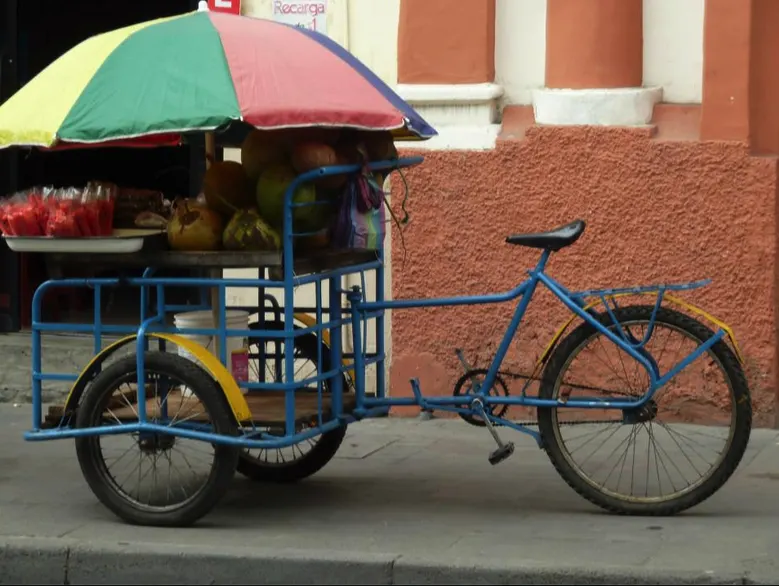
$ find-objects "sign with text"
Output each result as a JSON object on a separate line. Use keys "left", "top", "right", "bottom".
{"left": 272, "top": 1, "right": 328, "bottom": 35}
{"left": 208, "top": 0, "right": 241, "bottom": 15}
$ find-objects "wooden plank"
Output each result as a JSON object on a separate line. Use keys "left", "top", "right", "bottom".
{"left": 44, "top": 248, "right": 379, "bottom": 273}
{"left": 106, "top": 389, "right": 356, "bottom": 427}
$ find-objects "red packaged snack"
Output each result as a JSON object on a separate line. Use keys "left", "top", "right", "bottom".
{"left": 0, "top": 199, "right": 13, "bottom": 236}
{"left": 90, "top": 181, "right": 117, "bottom": 236}
{"left": 46, "top": 206, "right": 80, "bottom": 238}
{"left": 1, "top": 190, "right": 45, "bottom": 237}
{"left": 2, "top": 181, "right": 119, "bottom": 238}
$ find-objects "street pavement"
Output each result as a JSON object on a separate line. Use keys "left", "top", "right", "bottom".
{"left": 0, "top": 403, "right": 778, "bottom": 584}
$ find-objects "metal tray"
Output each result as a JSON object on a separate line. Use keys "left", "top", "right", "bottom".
{"left": 2, "top": 229, "right": 165, "bottom": 254}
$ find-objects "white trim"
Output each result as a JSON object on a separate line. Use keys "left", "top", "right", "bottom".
{"left": 395, "top": 83, "right": 504, "bottom": 150}
{"left": 396, "top": 83, "right": 504, "bottom": 105}
{"left": 532, "top": 87, "right": 663, "bottom": 126}
{"left": 396, "top": 125, "right": 500, "bottom": 151}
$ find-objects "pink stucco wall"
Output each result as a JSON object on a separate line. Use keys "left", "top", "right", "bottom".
{"left": 389, "top": 125, "right": 777, "bottom": 426}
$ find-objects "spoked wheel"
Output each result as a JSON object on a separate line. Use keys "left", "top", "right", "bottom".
{"left": 235, "top": 321, "right": 348, "bottom": 484}
{"left": 74, "top": 352, "right": 240, "bottom": 527}
{"left": 537, "top": 305, "right": 752, "bottom": 516}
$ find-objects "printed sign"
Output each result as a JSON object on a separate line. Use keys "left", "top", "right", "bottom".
{"left": 272, "top": 1, "right": 328, "bottom": 35}
{"left": 208, "top": 0, "right": 241, "bottom": 15}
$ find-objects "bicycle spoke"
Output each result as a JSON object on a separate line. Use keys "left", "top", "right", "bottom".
{"left": 545, "top": 312, "right": 739, "bottom": 504}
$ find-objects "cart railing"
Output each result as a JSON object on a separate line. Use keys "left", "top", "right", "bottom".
{"left": 30, "top": 264, "right": 385, "bottom": 430}
{"left": 28, "top": 155, "right": 423, "bottom": 440}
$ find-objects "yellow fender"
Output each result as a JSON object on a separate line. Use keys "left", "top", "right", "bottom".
{"left": 536, "top": 293, "right": 745, "bottom": 368}
{"left": 63, "top": 333, "right": 252, "bottom": 422}
{"left": 64, "top": 314, "right": 354, "bottom": 422}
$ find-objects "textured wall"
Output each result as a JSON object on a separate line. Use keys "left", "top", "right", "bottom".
{"left": 390, "top": 126, "right": 777, "bottom": 426}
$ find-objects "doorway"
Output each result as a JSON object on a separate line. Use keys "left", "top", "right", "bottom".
{"left": 2, "top": 0, "right": 204, "bottom": 330}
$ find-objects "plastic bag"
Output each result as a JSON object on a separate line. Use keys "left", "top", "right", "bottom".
{"left": 0, "top": 182, "right": 117, "bottom": 238}
{"left": 330, "top": 154, "right": 387, "bottom": 251}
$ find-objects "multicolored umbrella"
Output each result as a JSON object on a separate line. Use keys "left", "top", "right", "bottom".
{"left": 0, "top": 7, "right": 437, "bottom": 150}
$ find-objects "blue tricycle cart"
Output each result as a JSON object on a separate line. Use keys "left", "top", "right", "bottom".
{"left": 0, "top": 7, "right": 752, "bottom": 528}
{"left": 19, "top": 154, "right": 753, "bottom": 527}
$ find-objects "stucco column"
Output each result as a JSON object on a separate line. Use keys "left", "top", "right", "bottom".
{"left": 701, "top": 0, "right": 779, "bottom": 156}
{"left": 398, "top": 0, "right": 495, "bottom": 84}
{"left": 395, "top": 0, "right": 504, "bottom": 150}
{"left": 700, "top": 0, "right": 751, "bottom": 143}
{"left": 534, "top": 0, "right": 661, "bottom": 126}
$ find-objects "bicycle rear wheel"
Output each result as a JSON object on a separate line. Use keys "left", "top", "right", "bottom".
{"left": 537, "top": 304, "right": 752, "bottom": 516}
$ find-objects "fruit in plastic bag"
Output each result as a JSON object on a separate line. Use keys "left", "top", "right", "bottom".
{"left": 167, "top": 198, "right": 224, "bottom": 251}
{"left": 222, "top": 207, "right": 281, "bottom": 251}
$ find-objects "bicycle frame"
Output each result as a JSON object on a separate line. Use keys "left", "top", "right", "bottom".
{"left": 348, "top": 248, "right": 726, "bottom": 444}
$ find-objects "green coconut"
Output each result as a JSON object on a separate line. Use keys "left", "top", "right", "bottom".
{"left": 223, "top": 207, "right": 281, "bottom": 251}
{"left": 240, "top": 130, "right": 288, "bottom": 184}
{"left": 256, "top": 163, "right": 326, "bottom": 233}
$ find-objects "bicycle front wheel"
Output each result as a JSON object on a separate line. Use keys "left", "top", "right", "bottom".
{"left": 537, "top": 304, "right": 752, "bottom": 516}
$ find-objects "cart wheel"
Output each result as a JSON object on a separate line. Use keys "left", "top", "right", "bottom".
{"left": 235, "top": 320, "right": 348, "bottom": 483}
{"left": 74, "top": 351, "right": 240, "bottom": 527}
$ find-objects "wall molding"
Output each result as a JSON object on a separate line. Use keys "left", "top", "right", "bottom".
{"left": 395, "top": 83, "right": 504, "bottom": 150}
{"left": 533, "top": 87, "right": 663, "bottom": 126}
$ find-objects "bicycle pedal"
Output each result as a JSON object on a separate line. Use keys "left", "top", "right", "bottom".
{"left": 488, "top": 442, "right": 515, "bottom": 465}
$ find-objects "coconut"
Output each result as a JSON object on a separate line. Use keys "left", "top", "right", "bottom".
{"left": 167, "top": 199, "right": 224, "bottom": 251}
{"left": 290, "top": 141, "right": 347, "bottom": 192}
{"left": 361, "top": 130, "right": 398, "bottom": 161}
{"left": 256, "top": 163, "right": 325, "bottom": 232}
{"left": 223, "top": 207, "right": 281, "bottom": 251}
{"left": 240, "top": 130, "right": 288, "bottom": 184}
{"left": 202, "top": 160, "right": 254, "bottom": 217}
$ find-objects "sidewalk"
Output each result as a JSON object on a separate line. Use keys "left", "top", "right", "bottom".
{"left": 0, "top": 403, "right": 777, "bottom": 584}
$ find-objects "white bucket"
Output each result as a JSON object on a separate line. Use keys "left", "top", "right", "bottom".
{"left": 173, "top": 309, "right": 251, "bottom": 396}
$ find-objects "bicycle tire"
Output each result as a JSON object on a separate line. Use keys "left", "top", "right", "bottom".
{"left": 75, "top": 351, "right": 240, "bottom": 527}
{"left": 235, "top": 320, "right": 348, "bottom": 483}
{"left": 537, "top": 304, "right": 752, "bottom": 516}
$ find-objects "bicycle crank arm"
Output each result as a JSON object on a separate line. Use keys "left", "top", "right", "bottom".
{"left": 470, "top": 397, "right": 515, "bottom": 466}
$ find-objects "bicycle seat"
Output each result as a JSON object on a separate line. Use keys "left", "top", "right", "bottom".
{"left": 505, "top": 219, "right": 586, "bottom": 251}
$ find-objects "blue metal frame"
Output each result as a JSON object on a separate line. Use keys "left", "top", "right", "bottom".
{"left": 347, "top": 251, "right": 723, "bottom": 446}
{"left": 24, "top": 156, "right": 417, "bottom": 448}
{"left": 22, "top": 154, "right": 727, "bottom": 453}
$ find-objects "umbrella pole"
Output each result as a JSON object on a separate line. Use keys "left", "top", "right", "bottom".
{"left": 204, "top": 132, "right": 224, "bottom": 365}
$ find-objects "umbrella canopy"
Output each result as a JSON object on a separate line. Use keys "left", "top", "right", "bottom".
{"left": 0, "top": 9, "right": 437, "bottom": 150}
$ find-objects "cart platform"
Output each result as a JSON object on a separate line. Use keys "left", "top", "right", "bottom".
{"left": 44, "top": 248, "right": 380, "bottom": 272}
{"left": 43, "top": 389, "right": 358, "bottom": 429}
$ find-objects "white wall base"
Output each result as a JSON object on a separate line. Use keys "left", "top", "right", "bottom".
{"left": 532, "top": 87, "right": 663, "bottom": 126}
{"left": 396, "top": 83, "right": 504, "bottom": 150}
{"left": 397, "top": 125, "right": 502, "bottom": 151}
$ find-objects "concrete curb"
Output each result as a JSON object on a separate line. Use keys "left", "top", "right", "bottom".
{"left": 0, "top": 536, "right": 760, "bottom": 585}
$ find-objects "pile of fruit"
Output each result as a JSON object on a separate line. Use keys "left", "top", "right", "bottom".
{"left": 165, "top": 126, "right": 397, "bottom": 253}
{"left": 0, "top": 182, "right": 116, "bottom": 238}
{"left": 0, "top": 126, "right": 398, "bottom": 253}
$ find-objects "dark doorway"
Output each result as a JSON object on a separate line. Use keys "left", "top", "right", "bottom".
{"left": 0, "top": 0, "right": 20, "bottom": 331}
{"left": 2, "top": 0, "right": 204, "bottom": 330}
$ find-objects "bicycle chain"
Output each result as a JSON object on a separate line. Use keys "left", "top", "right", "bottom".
{"left": 461, "top": 368, "right": 629, "bottom": 428}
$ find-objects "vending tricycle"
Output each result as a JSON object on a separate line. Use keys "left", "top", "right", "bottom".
{"left": 0, "top": 8, "right": 752, "bottom": 527}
